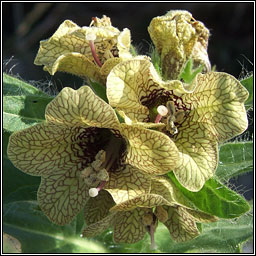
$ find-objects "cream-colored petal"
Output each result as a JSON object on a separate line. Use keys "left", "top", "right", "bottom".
{"left": 34, "top": 20, "right": 82, "bottom": 67}
{"left": 84, "top": 190, "right": 115, "bottom": 225}
{"left": 173, "top": 120, "right": 218, "bottom": 191}
{"left": 100, "top": 57, "right": 122, "bottom": 79}
{"left": 113, "top": 208, "right": 147, "bottom": 243}
{"left": 49, "top": 53, "right": 103, "bottom": 84}
{"left": 105, "top": 165, "right": 151, "bottom": 205}
{"left": 163, "top": 205, "right": 200, "bottom": 242}
{"left": 182, "top": 72, "right": 249, "bottom": 143}
{"left": 37, "top": 168, "right": 88, "bottom": 225}
{"left": 45, "top": 86, "right": 120, "bottom": 130}
{"left": 82, "top": 212, "right": 117, "bottom": 238}
{"left": 34, "top": 20, "right": 95, "bottom": 72}
{"left": 151, "top": 176, "right": 193, "bottom": 208}
{"left": 34, "top": 18, "right": 127, "bottom": 81}
{"left": 185, "top": 208, "right": 218, "bottom": 223}
{"left": 117, "top": 28, "right": 132, "bottom": 59}
{"left": 7, "top": 123, "right": 92, "bottom": 176}
{"left": 107, "top": 58, "right": 194, "bottom": 122}
{"left": 110, "top": 194, "right": 172, "bottom": 212}
{"left": 121, "top": 124, "right": 180, "bottom": 175}
{"left": 106, "top": 58, "right": 151, "bottom": 122}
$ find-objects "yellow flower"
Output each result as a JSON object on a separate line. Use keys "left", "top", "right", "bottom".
{"left": 106, "top": 58, "right": 249, "bottom": 191}
{"left": 34, "top": 15, "right": 132, "bottom": 84}
{"left": 82, "top": 175, "right": 218, "bottom": 248}
{"left": 148, "top": 10, "right": 211, "bottom": 80}
{"left": 7, "top": 85, "right": 180, "bottom": 225}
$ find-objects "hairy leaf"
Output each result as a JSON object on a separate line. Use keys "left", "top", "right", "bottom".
{"left": 216, "top": 142, "right": 253, "bottom": 180}
{"left": 167, "top": 172, "right": 250, "bottom": 218}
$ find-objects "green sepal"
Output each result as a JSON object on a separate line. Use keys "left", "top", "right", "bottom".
{"left": 240, "top": 74, "right": 253, "bottom": 109}
{"left": 178, "top": 58, "right": 204, "bottom": 83}
{"left": 216, "top": 141, "right": 253, "bottom": 180}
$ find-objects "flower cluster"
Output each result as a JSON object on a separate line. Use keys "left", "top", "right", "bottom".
{"left": 8, "top": 11, "right": 248, "bottom": 249}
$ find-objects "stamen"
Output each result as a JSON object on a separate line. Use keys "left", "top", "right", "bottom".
{"left": 175, "top": 110, "right": 185, "bottom": 124}
{"left": 155, "top": 105, "right": 168, "bottom": 123}
{"left": 89, "top": 181, "right": 106, "bottom": 197}
{"left": 86, "top": 32, "right": 96, "bottom": 41}
{"left": 89, "top": 188, "right": 98, "bottom": 197}
{"left": 86, "top": 32, "right": 103, "bottom": 67}
{"left": 157, "top": 105, "right": 169, "bottom": 116}
{"left": 150, "top": 223, "right": 158, "bottom": 250}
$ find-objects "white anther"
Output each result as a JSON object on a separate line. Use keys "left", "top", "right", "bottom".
{"left": 89, "top": 188, "right": 99, "bottom": 197}
{"left": 86, "top": 32, "right": 96, "bottom": 41}
{"left": 157, "top": 105, "right": 168, "bottom": 116}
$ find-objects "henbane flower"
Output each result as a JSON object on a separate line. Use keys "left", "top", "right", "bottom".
{"left": 7, "top": 85, "right": 180, "bottom": 225}
{"left": 34, "top": 15, "right": 132, "bottom": 84}
{"left": 82, "top": 175, "right": 218, "bottom": 248}
{"left": 148, "top": 10, "right": 211, "bottom": 80}
{"left": 106, "top": 58, "right": 249, "bottom": 191}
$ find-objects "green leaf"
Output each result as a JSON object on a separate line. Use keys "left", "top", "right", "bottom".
{"left": 3, "top": 200, "right": 108, "bottom": 253}
{"left": 89, "top": 80, "right": 108, "bottom": 103}
{"left": 4, "top": 185, "right": 39, "bottom": 204}
{"left": 167, "top": 172, "right": 250, "bottom": 219}
{"left": 216, "top": 141, "right": 253, "bottom": 180}
{"left": 154, "top": 209, "right": 253, "bottom": 253}
{"left": 3, "top": 95, "right": 53, "bottom": 132}
{"left": 178, "top": 58, "right": 204, "bottom": 83}
{"left": 3, "top": 73, "right": 54, "bottom": 132}
{"left": 3, "top": 73, "right": 50, "bottom": 97}
{"left": 240, "top": 75, "right": 253, "bottom": 109}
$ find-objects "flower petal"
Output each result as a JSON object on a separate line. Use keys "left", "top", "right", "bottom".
{"left": 113, "top": 208, "right": 147, "bottom": 243}
{"left": 49, "top": 53, "right": 103, "bottom": 83}
{"left": 34, "top": 20, "right": 118, "bottom": 68}
{"left": 84, "top": 190, "right": 115, "bottom": 225}
{"left": 106, "top": 57, "right": 151, "bottom": 121}
{"left": 7, "top": 123, "right": 93, "bottom": 176}
{"left": 100, "top": 57, "right": 122, "bottom": 78}
{"left": 121, "top": 124, "right": 180, "bottom": 175}
{"left": 151, "top": 176, "right": 193, "bottom": 208}
{"left": 163, "top": 205, "right": 200, "bottom": 242}
{"left": 82, "top": 212, "right": 117, "bottom": 238}
{"left": 37, "top": 169, "right": 88, "bottom": 225}
{"left": 34, "top": 20, "right": 82, "bottom": 69}
{"left": 105, "top": 165, "right": 151, "bottom": 204}
{"left": 46, "top": 86, "right": 120, "bottom": 130}
{"left": 106, "top": 58, "right": 193, "bottom": 122}
{"left": 185, "top": 208, "right": 218, "bottom": 223}
{"left": 183, "top": 72, "right": 249, "bottom": 143}
{"left": 110, "top": 194, "right": 172, "bottom": 212}
{"left": 34, "top": 18, "right": 131, "bottom": 82}
{"left": 117, "top": 28, "right": 132, "bottom": 59}
{"left": 173, "top": 121, "right": 218, "bottom": 191}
